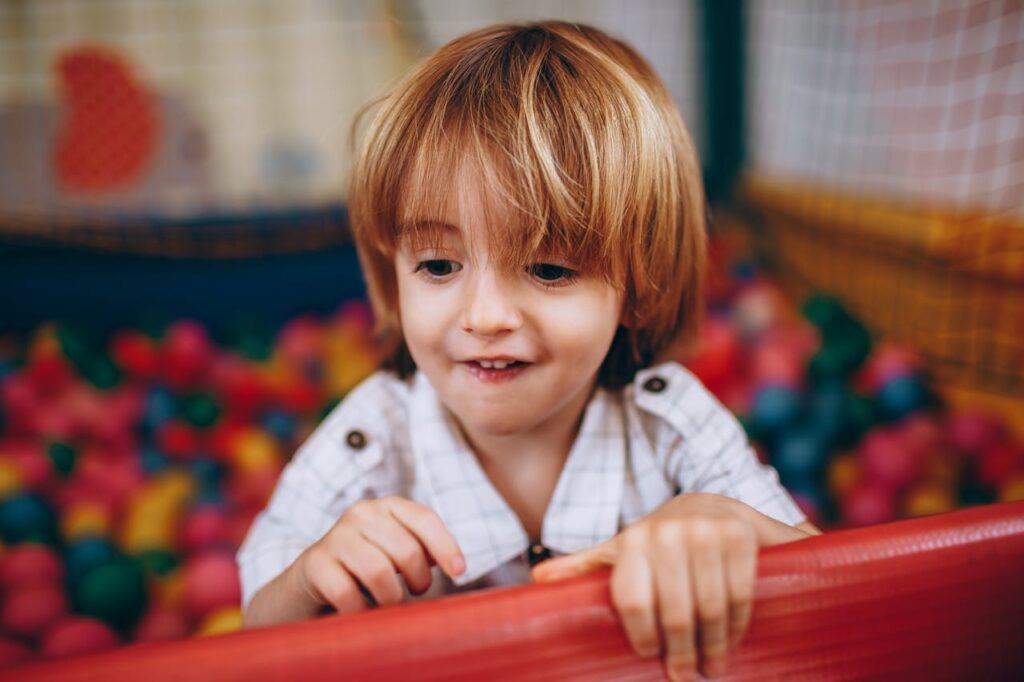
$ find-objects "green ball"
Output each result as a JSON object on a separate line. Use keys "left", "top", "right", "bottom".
{"left": 47, "top": 441, "right": 77, "bottom": 477}
{"left": 801, "top": 294, "right": 850, "bottom": 333}
{"left": 84, "top": 355, "right": 121, "bottom": 389}
{"left": 134, "top": 548, "right": 180, "bottom": 578}
{"left": 72, "top": 557, "right": 149, "bottom": 632}
{"left": 181, "top": 393, "right": 221, "bottom": 429}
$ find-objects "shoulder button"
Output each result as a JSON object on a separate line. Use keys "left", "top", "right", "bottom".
{"left": 345, "top": 429, "right": 368, "bottom": 450}
{"left": 642, "top": 376, "right": 667, "bottom": 394}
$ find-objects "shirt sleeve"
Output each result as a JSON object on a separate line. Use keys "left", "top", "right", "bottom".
{"left": 635, "top": 362, "right": 807, "bottom": 527}
{"left": 235, "top": 372, "right": 405, "bottom": 609}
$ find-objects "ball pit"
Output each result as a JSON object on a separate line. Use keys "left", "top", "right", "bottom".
{"left": 0, "top": 302, "right": 380, "bottom": 666}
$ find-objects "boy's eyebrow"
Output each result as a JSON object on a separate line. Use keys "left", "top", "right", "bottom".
{"left": 399, "top": 219, "right": 460, "bottom": 234}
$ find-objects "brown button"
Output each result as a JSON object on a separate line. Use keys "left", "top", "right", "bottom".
{"left": 527, "top": 543, "right": 552, "bottom": 567}
{"left": 345, "top": 430, "right": 367, "bottom": 450}
{"left": 643, "top": 376, "right": 667, "bottom": 393}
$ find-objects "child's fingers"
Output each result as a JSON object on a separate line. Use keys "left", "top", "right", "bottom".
{"left": 330, "top": 526, "right": 406, "bottom": 606}
{"left": 687, "top": 528, "right": 729, "bottom": 679}
{"left": 610, "top": 529, "right": 659, "bottom": 658}
{"left": 723, "top": 529, "right": 757, "bottom": 650}
{"left": 651, "top": 527, "right": 697, "bottom": 681}
{"left": 358, "top": 516, "right": 435, "bottom": 595}
{"left": 301, "top": 545, "right": 369, "bottom": 615}
{"left": 385, "top": 497, "right": 466, "bottom": 578}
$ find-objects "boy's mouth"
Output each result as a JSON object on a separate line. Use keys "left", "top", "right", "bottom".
{"left": 463, "top": 359, "right": 531, "bottom": 383}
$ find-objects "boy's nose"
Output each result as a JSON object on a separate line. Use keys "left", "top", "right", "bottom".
{"left": 460, "top": 269, "right": 523, "bottom": 336}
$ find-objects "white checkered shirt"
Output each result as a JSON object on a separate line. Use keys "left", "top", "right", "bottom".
{"left": 237, "top": 361, "right": 806, "bottom": 608}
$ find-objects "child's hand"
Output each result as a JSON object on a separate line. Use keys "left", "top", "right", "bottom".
{"left": 531, "top": 493, "right": 809, "bottom": 681}
{"left": 295, "top": 496, "right": 466, "bottom": 615}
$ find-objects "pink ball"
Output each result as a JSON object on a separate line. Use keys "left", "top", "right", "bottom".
{"left": 161, "top": 320, "right": 214, "bottom": 391}
{"left": 133, "top": 606, "right": 191, "bottom": 643}
{"left": 860, "top": 427, "right": 925, "bottom": 492}
{"left": 179, "top": 505, "right": 232, "bottom": 553}
{"left": 842, "top": 482, "right": 897, "bottom": 527}
{"left": 183, "top": 551, "right": 242, "bottom": 620}
{"left": 896, "top": 413, "right": 943, "bottom": 459}
{"left": 946, "top": 411, "right": 1005, "bottom": 458}
{"left": 40, "top": 616, "right": 119, "bottom": 660}
{"left": 978, "top": 441, "right": 1024, "bottom": 489}
{"left": 1, "top": 582, "right": 68, "bottom": 639}
{"left": 0, "top": 636, "right": 32, "bottom": 668}
{"left": 750, "top": 342, "right": 803, "bottom": 390}
{"left": 0, "top": 544, "right": 65, "bottom": 589}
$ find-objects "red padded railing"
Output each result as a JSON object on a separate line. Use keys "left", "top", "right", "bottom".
{"left": 11, "top": 501, "right": 1024, "bottom": 681}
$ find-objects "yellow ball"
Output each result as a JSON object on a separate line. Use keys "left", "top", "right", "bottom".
{"left": 62, "top": 502, "right": 113, "bottom": 541}
{"left": 0, "top": 460, "right": 25, "bottom": 499}
{"left": 827, "top": 452, "right": 862, "bottom": 500}
{"left": 903, "top": 481, "right": 956, "bottom": 518}
{"left": 197, "top": 606, "right": 243, "bottom": 637}
{"left": 231, "top": 429, "right": 282, "bottom": 474}
{"left": 999, "top": 472, "right": 1024, "bottom": 503}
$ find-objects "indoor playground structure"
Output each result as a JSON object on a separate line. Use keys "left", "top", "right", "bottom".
{"left": 1, "top": 1, "right": 1022, "bottom": 679}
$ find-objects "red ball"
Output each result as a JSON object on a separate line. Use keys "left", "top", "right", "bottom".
{"left": 895, "top": 413, "right": 942, "bottom": 459}
{"left": 842, "top": 482, "right": 897, "bottom": 527}
{"left": 110, "top": 330, "right": 161, "bottom": 381}
{"left": 946, "top": 411, "right": 1005, "bottom": 458}
{"left": 1, "top": 582, "right": 69, "bottom": 639}
{"left": 978, "top": 441, "right": 1024, "bottom": 489}
{"left": 681, "top": 317, "right": 743, "bottom": 395}
{"left": 860, "top": 427, "right": 925, "bottom": 493}
{"left": 179, "top": 505, "right": 232, "bottom": 553}
{"left": 157, "top": 420, "right": 202, "bottom": 460}
{"left": 0, "top": 442, "right": 55, "bottom": 491}
{"left": 25, "top": 352, "right": 76, "bottom": 398}
{"left": 0, "top": 636, "right": 32, "bottom": 668}
{"left": 40, "top": 616, "right": 119, "bottom": 659}
{"left": 161, "top": 320, "right": 214, "bottom": 391}
{"left": 0, "top": 544, "right": 65, "bottom": 589}
{"left": 1, "top": 374, "right": 39, "bottom": 436}
{"left": 133, "top": 606, "right": 191, "bottom": 643}
{"left": 183, "top": 551, "right": 242, "bottom": 620}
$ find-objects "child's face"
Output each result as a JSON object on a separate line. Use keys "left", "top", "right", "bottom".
{"left": 394, "top": 173, "right": 624, "bottom": 443}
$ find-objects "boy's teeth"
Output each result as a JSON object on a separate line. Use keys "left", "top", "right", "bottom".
{"left": 478, "top": 360, "right": 511, "bottom": 369}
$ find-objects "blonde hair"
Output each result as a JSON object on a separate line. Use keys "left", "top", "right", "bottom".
{"left": 348, "top": 21, "right": 706, "bottom": 388}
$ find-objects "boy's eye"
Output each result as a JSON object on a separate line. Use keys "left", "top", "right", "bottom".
{"left": 415, "top": 259, "right": 461, "bottom": 277}
{"left": 528, "top": 263, "right": 576, "bottom": 283}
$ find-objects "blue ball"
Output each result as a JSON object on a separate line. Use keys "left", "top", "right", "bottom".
{"left": 0, "top": 492, "right": 58, "bottom": 545}
{"left": 875, "top": 375, "right": 928, "bottom": 421}
{"left": 140, "top": 445, "right": 169, "bottom": 474}
{"left": 750, "top": 385, "right": 803, "bottom": 436}
{"left": 772, "top": 425, "right": 829, "bottom": 485}
{"left": 143, "top": 386, "right": 177, "bottom": 432}
{"left": 261, "top": 409, "right": 297, "bottom": 442}
{"left": 65, "top": 536, "right": 120, "bottom": 588}
{"left": 190, "top": 457, "right": 224, "bottom": 497}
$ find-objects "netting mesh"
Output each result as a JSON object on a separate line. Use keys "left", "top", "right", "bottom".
{"left": 748, "top": 0, "right": 1023, "bottom": 218}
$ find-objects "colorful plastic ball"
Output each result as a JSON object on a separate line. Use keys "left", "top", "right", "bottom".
{"left": 0, "top": 460, "right": 25, "bottom": 500}
{"left": 179, "top": 504, "right": 231, "bottom": 553}
{"left": 874, "top": 375, "right": 928, "bottom": 422}
{"left": 135, "top": 548, "right": 180, "bottom": 579}
{"left": 261, "top": 409, "right": 296, "bottom": 443}
{"left": 230, "top": 428, "right": 282, "bottom": 474}
{"left": 0, "top": 543, "right": 64, "bottom": 587}
{"left": 46, "top": 441, "right": 77, "bottom": 478}
{"left": 161, "top": 320, "right": 214, "bottom": 391}
{"left": 0, "top": 492, "right": 58, "bottom": 545}
{"left": 807, "top": 325, "right": 872, "bottom": 382}
{"left": 902, "top": 481, "right": 956, "bottom": 518}
{"left": 860, "top": 427, "right": 925, "bottom": 493}
{"left": 25, "top": 351, "right": 76, "bottom": 397}
{"left": 858, "top": 343, "right": 923, "bottom": 394}
{"left": 197, "top": 605, "right": 243, "bottom": 637}
{"left": 189, "top": 457, "right": 224, "bottom": 498}
{"left": 110, "top": 329, "right": 162, "bottom": 381}
{"left": 801, "top": 294, "right": 849, "bottom": 333}
{"left": 82, "top": 355, "right": 121, "bottom": 390}
{"left": 827, "top": 452, "right": 863, "bottom": 501}
{"left": 842, "top": 482, "right": 897, "bottom": 527}
{"left": 71, "top": 557, "right": 148, "bottom": 632}
{"left": 61, "top": 501, "right": 113, "bottom": 541}
{"left": 142, "top": 386, "right": 177, "bottom": 433}
{"left": 181, "top": 392, "right": 220, "bottom": 429}
{"left": 946, "top": 411, "right": 1005, "bottom": 458}
{"left": 0, "top": 636, "right": 31, "bottom": 668}
{"left": 978, "top": 441, "right": 1023, "bottom": 489}
{"left": 999, "top": 472, "right": 1024, "bottom": 502}
{"left": 40, "top": 615, "right": 119, "bottom": 659}
{"left": 749, "top": 385, "right": 802, "bottom": 437}
{"left": 1, "top": 581, "right": 68, "bottom": 638}
{"left": 133, "top": 605, "right": 190, "bottom": 643}
{"left": 772, "top": 426, "right": 829, "bottom": 484}
{"left": 156, "top": 420, "right": 202, "bottom": 460}
{"left": 64, "top": 536, "right": 119, "bottom": 588}
{"left": 183, "top": 551, "right": 242, "bottom": 620}
{"left": 140, "top": 446, "right": 170, "bottom": 474}
{"left": 681, "top": 316, "right": 743, "bottom": 395}
{"left": 750, "top": 342, "right": 803, "bottom": 391}
{"left": 896, "top": 413, "right": 943, "bottom": 458}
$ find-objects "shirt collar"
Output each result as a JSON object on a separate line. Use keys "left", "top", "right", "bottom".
{"left": 408, "top": 373, "right": 626, "bottom": 585}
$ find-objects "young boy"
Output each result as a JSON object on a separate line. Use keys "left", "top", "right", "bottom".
{"left": 238, "top": 21, "right": 820, "bottom": 681}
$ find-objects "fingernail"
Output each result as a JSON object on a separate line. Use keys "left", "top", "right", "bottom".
{"left": 705, "top": 657, "right": 726, "bottom": 678}
{"left": 450, "top": 555, "right": 466, "bottom": 576}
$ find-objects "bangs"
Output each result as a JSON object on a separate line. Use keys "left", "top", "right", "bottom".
{"left": 352, "top": 23, "right": 674, "bottom": 286}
